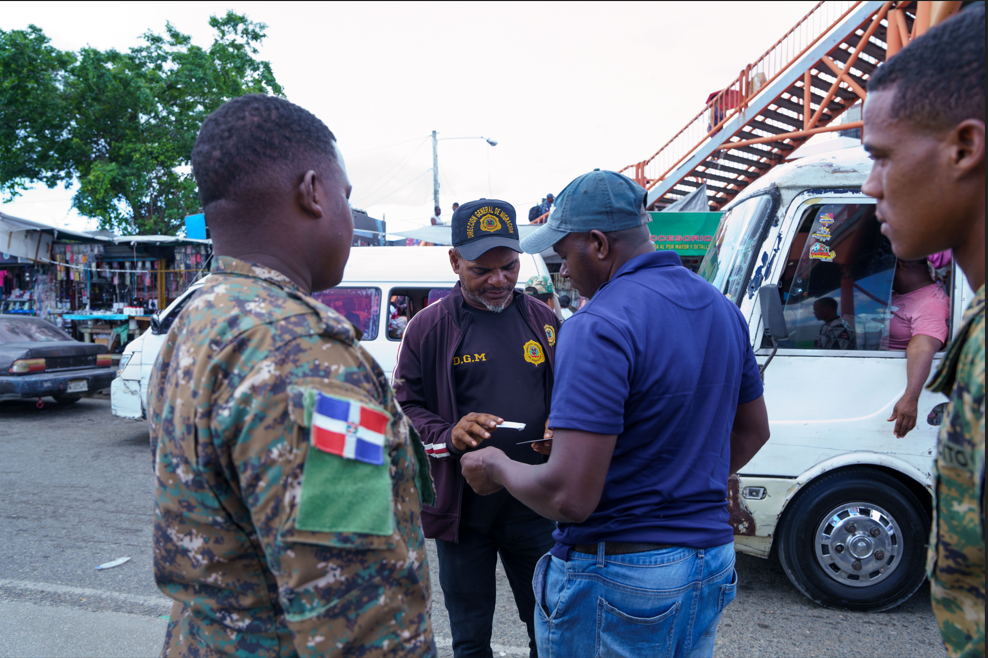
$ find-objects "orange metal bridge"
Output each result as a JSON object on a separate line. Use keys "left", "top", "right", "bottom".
{"left": 618, "top": 1, "right": 962, "bottom": 212}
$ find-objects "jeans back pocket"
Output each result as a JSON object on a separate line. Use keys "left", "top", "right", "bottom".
{"left": 596, "top": 597, "right": 680, "bottom": 658}
{"left": 719, "top": 568, "right": 738, "bottom": 611}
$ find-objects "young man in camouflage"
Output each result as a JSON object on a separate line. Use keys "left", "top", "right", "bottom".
{"left": 149, "top": 95, "right": 436, "bottom": 657}
{"left": 863, "top": 7, "right": 984, "bottom": 657}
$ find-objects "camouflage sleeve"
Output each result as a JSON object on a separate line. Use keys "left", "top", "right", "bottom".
{"left": 929, "top": 314, "right": 985, "bottom": 658}
{"left": 214, "top": 333, "right": 434, "bottom": 656}
{"left": 976, "top": 393, "right": 984, "bottom": 543}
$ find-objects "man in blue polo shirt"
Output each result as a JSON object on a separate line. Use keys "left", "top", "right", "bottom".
{"left": 460, "top": 169, "right": 771, "bottom": 658}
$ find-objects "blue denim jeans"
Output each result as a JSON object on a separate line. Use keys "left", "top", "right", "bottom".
{"left": 533, "top": 542, "right": 737, "bottom": 658}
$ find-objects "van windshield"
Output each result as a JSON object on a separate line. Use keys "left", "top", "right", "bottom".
{"left": 697, "top": 195, "right": 772, "bottom": 302}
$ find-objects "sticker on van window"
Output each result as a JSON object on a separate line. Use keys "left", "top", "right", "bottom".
{"left": 809, "top": 242, "right": 836, "bottom": 262}
{"left": 811, "top": 226, "right": 832, "bottom": 242}
{"left": 819, "top": 213, "right": 835, "bottom": 226}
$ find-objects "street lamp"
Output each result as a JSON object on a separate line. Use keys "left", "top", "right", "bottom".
{"left": 431, "top": 131, "right": 497, "bottom": 223}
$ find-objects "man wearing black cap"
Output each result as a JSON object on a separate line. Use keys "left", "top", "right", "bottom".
{"left": 394, "top": 199, "right": 560, "bottom": 658}
{"left": 459, "top": 171, "right": 771, "bottom": 658}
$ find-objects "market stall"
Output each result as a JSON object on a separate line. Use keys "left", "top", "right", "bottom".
{"left": 39, "top": 239, "right": 211, "bottom": 347}
{"left": 2, "top": 212, "right": 211, "bottom": 350}
{"left": 0, "top": 255, "right": 37, "bottom": 315}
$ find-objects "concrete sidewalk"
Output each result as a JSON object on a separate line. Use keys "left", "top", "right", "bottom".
{"left": 0, "top": 601, "right": 167, "bottom": 658}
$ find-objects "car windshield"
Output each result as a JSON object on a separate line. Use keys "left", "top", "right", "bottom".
{"left": 697, "top": 194, "right": 773, "bottom": 302}
{"left": 0, "top": 318, "right": 73, "bottom": 343}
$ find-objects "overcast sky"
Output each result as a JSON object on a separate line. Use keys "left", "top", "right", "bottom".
{"left": 2, "top": 1, "right": 816, "bottom": 235}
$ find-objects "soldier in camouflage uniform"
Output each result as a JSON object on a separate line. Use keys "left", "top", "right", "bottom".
{"left": 863, "top": 6, "right": 984, "bottom": 656}
{"left": 149, "top": 94, "right": 436, "bottom": 657}
{"left": 928, "top": 289, "right": 985, "bottom": 656}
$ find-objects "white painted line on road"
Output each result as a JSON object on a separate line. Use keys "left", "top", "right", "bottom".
{"left": 434, "top": 636, "right": 529, "bottom": 655}
{"left": 1, "top": 579, "right": 531, "bottom": 654}
{"left": 0, "top": 578, "right": 172, "bottom": 609}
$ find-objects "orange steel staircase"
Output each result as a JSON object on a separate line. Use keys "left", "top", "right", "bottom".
{"left": 620, "top": 1, "right": 962, "bottom": 212}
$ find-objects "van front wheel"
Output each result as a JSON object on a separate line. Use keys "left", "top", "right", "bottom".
{"left": 777, "top": 469, "right": 928, "bottom": 612}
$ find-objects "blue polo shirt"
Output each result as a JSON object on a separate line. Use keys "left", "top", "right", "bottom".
{"left": 549, "top": 250, "right": 762, "bottom": 558}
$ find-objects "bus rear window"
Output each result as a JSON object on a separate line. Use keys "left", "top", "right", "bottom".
{"left": 311, "top": 287, "right": 382, "bottom": 340}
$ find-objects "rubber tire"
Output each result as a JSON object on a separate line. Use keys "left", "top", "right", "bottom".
{"left": 776, "top": 468, "right": 928, "bottom": 612}
{"left": 52, "top": 395, "right": 82, "bottom": 404}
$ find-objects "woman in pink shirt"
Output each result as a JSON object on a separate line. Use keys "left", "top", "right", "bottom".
{"left": 887, "top": 259, "right": 950, "bottom": 437}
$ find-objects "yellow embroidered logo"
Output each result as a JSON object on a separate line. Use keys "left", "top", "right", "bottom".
{"left": 523, "top": 340, "right": 545, "bottom": 366}
{"left": 544, "top": 325, "right": 555, "bottom": 347}
{"left": 479, "top": 214, "right": 501, "bottom": 233}
{"left": 453, "top": 353, "right": 486, "bottom": 366}
{"left": 466, "top": 206, "right": 514, "bottom": 238}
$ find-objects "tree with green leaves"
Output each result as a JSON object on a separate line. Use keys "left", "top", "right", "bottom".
{"left": 0, "top": 12, "right": 283, "bottom": 235}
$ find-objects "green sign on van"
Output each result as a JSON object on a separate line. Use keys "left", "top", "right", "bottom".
{"left": 646, "top": 212, "right": 723, "bottom": 256}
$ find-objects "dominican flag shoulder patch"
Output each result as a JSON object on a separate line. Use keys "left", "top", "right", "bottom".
{"left": 311, "top": 392, "right": 391, "bottom": 466}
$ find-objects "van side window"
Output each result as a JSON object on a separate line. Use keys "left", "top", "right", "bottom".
{"left": 311, "top": 288, "right": 382, "bottom": 340}
{"left": 387, "top": 287, "right": 453, "bottom": 340}
{"left": 777, "top": 203, "right": 897, "bottom": 351}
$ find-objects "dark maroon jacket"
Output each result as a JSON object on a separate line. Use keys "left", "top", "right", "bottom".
{"left": 394, "top": 284, "right": 559, "bottom": 542}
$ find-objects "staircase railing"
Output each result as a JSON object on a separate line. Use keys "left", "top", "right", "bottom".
{"left": 621, "top": 1, "right": 862, "bottom": 191}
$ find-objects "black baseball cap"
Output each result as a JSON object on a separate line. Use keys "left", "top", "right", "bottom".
{"left": 451, "top": 199, "right": 521, "bottom": 260}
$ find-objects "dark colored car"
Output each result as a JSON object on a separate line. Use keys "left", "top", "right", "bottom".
{"left": 0, "top": 314, "right": 115, "bottom": 403}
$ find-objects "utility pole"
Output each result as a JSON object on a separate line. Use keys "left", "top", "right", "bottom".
{"left": 431, "top": 130, "right": 440, "bottom": 222}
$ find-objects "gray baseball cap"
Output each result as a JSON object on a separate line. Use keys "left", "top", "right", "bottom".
{"left": 520, "top": 169, "right": 648, "bottom": 254}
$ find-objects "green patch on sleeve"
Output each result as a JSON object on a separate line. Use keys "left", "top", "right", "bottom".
{"left": 296, "top": 449, "right": 394, "bottom": 536}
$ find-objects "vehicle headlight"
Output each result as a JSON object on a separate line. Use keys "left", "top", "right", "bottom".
{"left": 117, "top": 353, "right": 132, "bottom": 370}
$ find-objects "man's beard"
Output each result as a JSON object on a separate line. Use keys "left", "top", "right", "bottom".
{"left": 463, "top": 286, "right": 512, "bottom": 313}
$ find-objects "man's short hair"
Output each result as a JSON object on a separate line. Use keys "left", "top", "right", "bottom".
{"left": 867, "top": 5, "right": 984, "bottom": 132}
{"left": 192, "top": 94, "right": 337, "bottom": 208}
{"left": 816, "top": 297, "right": 839, "bottom": 312}
{"left": 605, "top": 222, "right": 651, "bottom": 247}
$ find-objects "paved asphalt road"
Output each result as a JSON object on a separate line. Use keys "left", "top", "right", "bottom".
{"left": 1, "top": 397, "right": 948, "bottom": 657}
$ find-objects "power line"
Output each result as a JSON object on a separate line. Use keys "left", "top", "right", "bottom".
{"left": 438, "top": 163, "right": 459, "bottom": 205}
{"left": 395, "top": 171, "right": 432, "bottom": 208}
{"left": 347, "top": 135, "right": 431, "bottom": 156}
{"left": 354, "top": 137, "right": 428, "bottom": 200}
{"left": 363, "top": 168, "right": 432, "bottom": 207}
{"left": 352, "top": 137, "right": 430, "bottom": 204}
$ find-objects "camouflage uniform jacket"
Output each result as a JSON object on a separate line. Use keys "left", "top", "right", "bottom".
{"left": 927, "top": 284, "right": 984, "bottom": 658}
{"left": 149, "top": 256, "right": 436, "bottom": 657}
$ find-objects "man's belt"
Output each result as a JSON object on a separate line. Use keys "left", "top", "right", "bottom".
{"left": 571, "top": 542, "right": 674, "bottom": 556}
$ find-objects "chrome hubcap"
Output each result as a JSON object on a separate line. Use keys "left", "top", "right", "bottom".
{"left": 814, "top": 502, "right": 902, "bottom": 587}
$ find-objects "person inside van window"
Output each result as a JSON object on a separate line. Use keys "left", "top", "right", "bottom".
{"left": 887, "top": 258, "right": 951, "bottom": 438}
{"left": 813, "top": 297, "right": 856, "bottom": 349}
{"left": 338, "top": 297, "right": 362, "bottom": 328}
{"left": 388, "top": 297, "right": 410, "bottom": 340}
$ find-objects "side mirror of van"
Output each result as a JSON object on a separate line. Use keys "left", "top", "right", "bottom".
{"left": 150, "top": 314, "right": 164, "bottom": 335}
{"left": 758, "top": 285, "right": 788, "bottom": 340}
{"left": 758, "top": 285, "right": 788, "bottom": 378}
